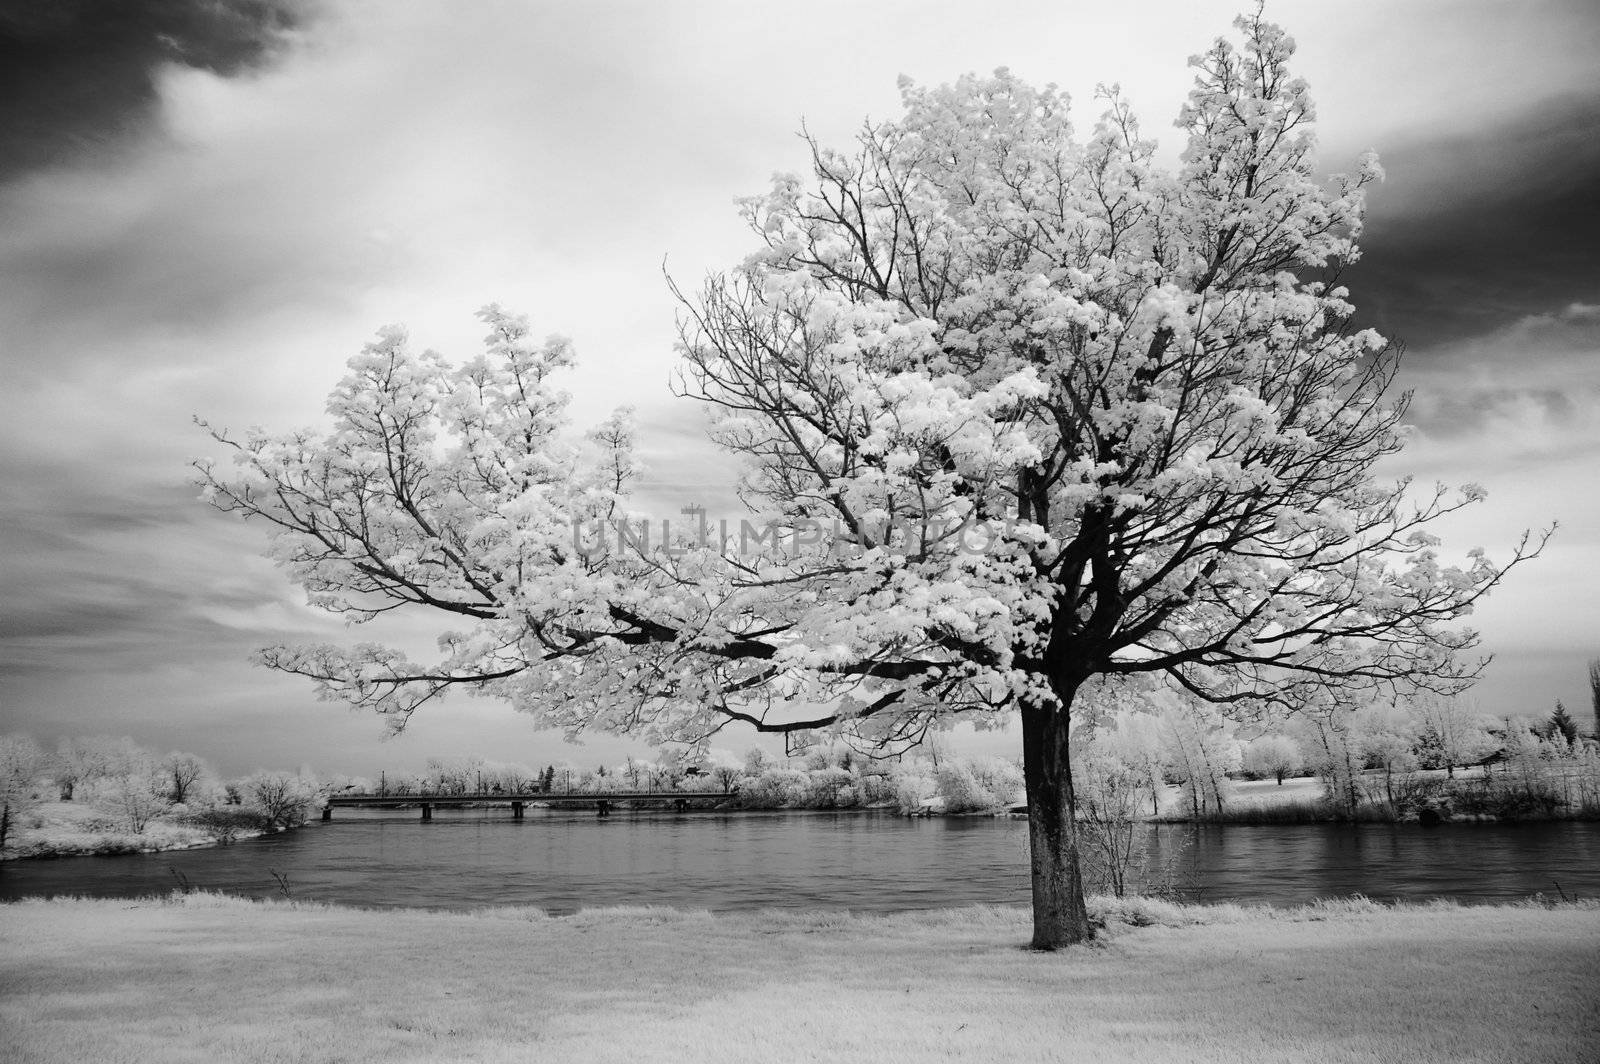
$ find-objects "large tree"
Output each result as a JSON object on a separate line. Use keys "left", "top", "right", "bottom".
{"left": 199, "top": 13, "right": 1539, "bottom": 948}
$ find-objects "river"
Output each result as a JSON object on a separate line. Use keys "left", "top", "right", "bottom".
{"left": 3, "top": 809, "right": 1597, "bottom": 911}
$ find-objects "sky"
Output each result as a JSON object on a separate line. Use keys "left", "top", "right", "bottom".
{"left": 1, "top": 0, "right": 1597, "bottom": 778}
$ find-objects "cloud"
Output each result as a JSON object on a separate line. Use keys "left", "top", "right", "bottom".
{"left": 0, "top": 474, "right": 330, "bottom": 676}
{"left": 1352, "top": 94, "right": 1600, "bottom": 351}
{"left": 0, "top": 0, "right": 311, "bottom": 183}
{"left": 1376, "top": 301, "right": 1599, "bottom": 717}
{"left": 1400, "top": 302, "right": 1600, "bottom": 462}
{"left": 4, "top": 1, "right": 1599, "bottom": 773}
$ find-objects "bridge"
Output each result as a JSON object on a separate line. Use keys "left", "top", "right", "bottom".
{"left": 321, "top": 791, "right": 738, "bottom": 821}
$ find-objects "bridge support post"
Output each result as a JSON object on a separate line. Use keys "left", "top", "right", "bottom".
{"left": 596, "top": 799, "right": 610, "bottom": 818}
{"left": 421, "top": 803, "right": 433, "bottom": 822}
{"left": 321, "top": 805, "right": 332, "bottom": 822}
{"left": 511, "top": 801, "right": 524, "bottom": 821}
{"left": 674, "top": 798, "right": 688, "bottom": 813}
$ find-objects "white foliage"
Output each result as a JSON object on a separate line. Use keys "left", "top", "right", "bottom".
{"left": 196, "top": 13, "right": 1541, "bottom": 939}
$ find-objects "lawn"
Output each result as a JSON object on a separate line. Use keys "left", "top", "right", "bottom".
{"left": 2, "top": 894, "right": 1596, "bottom": 1063}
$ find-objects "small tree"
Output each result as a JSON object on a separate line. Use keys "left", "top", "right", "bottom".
{"left": 1355, "top": 705, "right": 1418, "bottom": 808}
{"left": 1295, "top": 701, "right": 1364, "bottom": 818}
{"left": 161, "top": 751, "right": 211, "bottom": 804}
{"left": 1411, "top": 695, "right": 1497, "bottom": 778}
{"left": 0, "top": 735, "right": 45, "bottom": 851}
{"left": 1548, "top": 702, "right": 1579, "bottom": 746}
{"left": 1242, "top": 734, "right": 1301, "bottom": 785}
{"left": 51, "top": 736, "right": 128, "bottom": 801}
{"left": 244, "top": 771, "right": 319, "bottom": 828}
{"left": 1101, "top": 712, "right": 1169, "bottom": 816}
{"left": 89, "top": 768, "right": 171, "bottom": 834}
{"left": 1073, "top": 749, "right": 1149, "bottom": 897}
{"left": 1160, "top": 702, "right": 1237, "bottom": 818}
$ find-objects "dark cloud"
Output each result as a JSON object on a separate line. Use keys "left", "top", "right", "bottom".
{"left": 0, "top": 0, "right": 310, "bottom": 182}
{"left": 1351, "top": 92, "right": 1600, "bottom": 352}
{"left": 1399, "top": 302, "right": 1600, "bottom": 456}
{"left": 0, "top": 467, "right": 310, "bottom": 672}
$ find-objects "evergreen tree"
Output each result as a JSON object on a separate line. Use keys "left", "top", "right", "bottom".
{"left": 1549, "top": 701, "right": 1579, "bottom": 746}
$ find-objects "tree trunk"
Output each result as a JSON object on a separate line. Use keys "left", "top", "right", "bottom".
{"left": 1020, "top": 702, "right": 1092, "bottom": 950}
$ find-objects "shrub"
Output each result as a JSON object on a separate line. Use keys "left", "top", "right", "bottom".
{"left": 181, "top": 805, "right": 270, "bottom": 842}
{"left": 1074, "top": 754, "right": 1148, "bottom": 896}
{"left": 933, "top": 763, "right": 996, "bottom": 813}
{"left": 893, "top": 770, "right": 936, "bottom": 814}
{"left": 1241, "top": 735, "right": 1301, "bottom": 784}
{"left": 87, "top": 770, "right": 172, "bottom": 834}
{"left": 858, "top": 772, "right": 899, "bottom": 806}
{"left": 1201, "top": 797, "right": 1336, "bottom": 824}
{"left": 1, "top": 734, "right": 45, "bottom": 850}
{"left": 966, "top": 757, "right": 1024, "bottom": 807}
{"left": 241, "top": 771, "right": 320, "bottom": 828}
{"left": 803, "top": 767, "right": 856, "bottom": 807}
{"left": 736, "top": 768, "right": 809, "bottom": 809}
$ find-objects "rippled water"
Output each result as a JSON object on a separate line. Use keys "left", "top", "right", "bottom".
{"left": 3, "top": 809, "right": 1597, "bottom": 911}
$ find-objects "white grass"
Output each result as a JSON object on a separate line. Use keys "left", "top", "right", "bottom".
{"left": 2, "top": 895, "right": 1596, "bottom": 1063}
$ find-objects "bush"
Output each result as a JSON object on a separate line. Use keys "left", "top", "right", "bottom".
{"left": 1191, "top": 797, "right": 1338, "bottom": 824}
{"left": 966, "top": 757, "right": 1024, "bottom": 807}
{"left": 858, "top": 773, "right": 899, "bottom": 806}
{"left": 1388, "top": 774, "right": 1449, "bottom": 820}
{"left": 735, "top": 769, "right": 810, "bottom": 809}
{"left": 241, "top": 771, "right": 320, "bottom": 828}
{"left": 87, "top": 771, "right": 172, "bottom": 834}
{"left": 802, "top": 767, "right": 856, "bottom": 808}
{"left": 181, "top": 805, "right": 271, "bottom": 843}
{"left": 1, "top": 734, "right": 46, "bottom": 850}
{"left": 1074, "top": 754, "right": 1147, "bottom": 896}
{"left": 933, "top": 763, "right": 996, "bottom": 813}
{"left": 1241, "top": 735, "right": 1301, "bottom": 784}
{"left": 1448, "top": 777, "right": 1564, "bottom": 820}
{"left": 893, "top": 770, "right": 935, "bottom": 814}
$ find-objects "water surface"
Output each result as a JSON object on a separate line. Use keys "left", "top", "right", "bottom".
{"left": 3, "top": 809, "right": 1596, "bottom": 911}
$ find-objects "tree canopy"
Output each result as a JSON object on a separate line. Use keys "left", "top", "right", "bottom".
{"left": 199, "top": 11, "right": 1540, "bottom": 948}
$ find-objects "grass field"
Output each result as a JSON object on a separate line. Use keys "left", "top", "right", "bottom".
{"left": 2, "top": 894, "right": 1597, "bottom": 1063}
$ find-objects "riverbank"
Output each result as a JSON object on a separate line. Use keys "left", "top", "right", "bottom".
{"left": 2, "top": 895, "right": 1596, "bottom": 1063}
{"left": 1, "top": 800, "right": 271, "bottom": 861}
{"left": 1147, "top": 769, "right": 1600, "bottom": 825}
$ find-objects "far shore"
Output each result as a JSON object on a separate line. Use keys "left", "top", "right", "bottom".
{"left": 3, "top": 894, "right": 1596, "bottom": 1063}
{"left": 7, "top": 765, "right": 1591, "bottom": 865}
